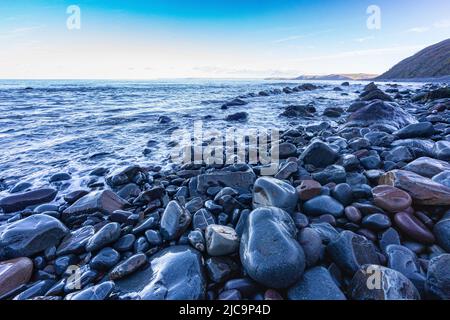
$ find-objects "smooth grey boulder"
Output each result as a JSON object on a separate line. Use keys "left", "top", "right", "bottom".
{"left": 287, "top": 267, "right": 346, "bottom": 300}
{"left": 252, "top": 177, "right": 298, "bottom": 213}
{"left": 160, "top": 200, "right": 192, "bottom": 241}
{"left": 240, "top": 207, "right": 305, "bottom": 289}
{"left": 115, "top": 246, "right": 206, "bottom": 300}
{"left": 0, "top": 214, "right": 68, "bottom": 259}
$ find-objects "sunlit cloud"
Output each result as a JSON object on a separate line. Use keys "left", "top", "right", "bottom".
{"left": 406, "top": 26, "right": 431, "bottom": 33}
{"left": 354, "top": 36, "right": 375, "bottom": 43}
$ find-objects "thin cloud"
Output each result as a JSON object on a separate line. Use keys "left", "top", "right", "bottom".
{"left": 434, "top": 19, "right": 450, "bottom": 28}
{"left": 406, "top": 27, "right": 430, "bottom": 33}
{"left": 272, "top": 29, "right": 333, "bottom": 44}
{"left": 354, "top": 36, "right": 375, "bottom": 43}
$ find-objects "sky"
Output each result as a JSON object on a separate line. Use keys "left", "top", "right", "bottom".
{"left": 0, "top": 0, "right": 449, "bottom": 79}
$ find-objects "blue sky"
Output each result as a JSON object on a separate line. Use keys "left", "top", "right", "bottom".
{"left": 1, "top": 0, "right": 449, "bottom": 78}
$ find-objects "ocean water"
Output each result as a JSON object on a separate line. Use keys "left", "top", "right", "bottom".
{"left": 0, "top": 79, "right": 421, "bottom": 195}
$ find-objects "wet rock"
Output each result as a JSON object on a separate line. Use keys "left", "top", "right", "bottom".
{"left": 327, "top": 231, "right": 380, "bottom": 275}
{"left": 10, "top": 182, "right": 32, "bottom": 194}
{"left": 433, "top": 219, "right": 450, "bottom": 252}
{"left": 0, "top": 188, "right": 57, "bottom": 213}
{"left": 275, "top": 161, "right": 298, "bottom": 180}
{"left": 240, "top": 207, "right": 305, "bottom": 288}
{"left": 323, "top": 107, "right": 344, "bottom": 117}
{"left": 299, "top": 141, "right": 339, "bottom": 168}
{"left": 432, "top": 171, "right": 450, "bottom": 188}
{"left": 344, "top": 206, "right": 362, "bottom": 223}
{"left": 193, "top": 209, "right": 215, "bottom": 231}
{"left": 287, "top": 267, "right": 346, "bottom": 300}
{"left": 346, "top": 100, "right": 417, "bottom": 130}
{"left": 63, "top": 190, "right": 89, "bottom": 204}
{"left": 403, "top": 157, "right": 450, "bottom": 178}
{"left": 86, "top": 222, "right": 122, "bottom": 252}
{"left": 372, "top": 185, "right": 412, "bottom": 213}
{"left": 331, "top": 183, "right": 353, "bottom": 206}
{"left": 312, "top": 165, "right": 346, "bottom": 185}
{"left": 196, "top": 168, "right": 256, "bottom": 193}
{"left": 117, "top": 183, "right": 141, "bottom": 200}
{"left": 310, "top": 222, "right": 339, "bottom": 244}
{"left": 188, "top": 230, "right": 205, "bottom": 251}
{"left": 398, "top": 120, "right": 436, "bottom": 139}
{"left": 364, "top": 131, "right": 394, "bottom": 147}
{"left": 394, "top": 212, "right": 435, "bottom": 244}
{"left": 303, "top": 195, "right": 344, "bottom": 218}
{"left": 226, "top": 112, "right": 248, "bottom": 122}
{"left": 386, "top": 245, "right": 426, "bottom": 293}
{"left": 349, "top": 265, "right": 420, "bottom": 300}
{"left": 379, "top": 228, "right": 401, "bottom": 253}
{"left": 362, "top": 214, "right": 391, "bottom": 231}
{"left": 90, "top": 247, "right": 120, "bottom": 271}
{"left": 0, "top": 214, "right": 68, "bottom": 259}
{"left": 297, "top": 180, "right": 322, "bottom": 201}
{"left": 160, "top": 200, "right": 192, "bottom": 241}
{"left": 433, "top": 141, "right": 450, "bottom": 161}
{"left": 205, "top": 225, "right": 239, "bottom": 256}
{"left": 276, "top": 142, "right": 298, "bottom": 159}
{"left": 13, "top": 280, "right": 56, "bottom": 300}
{"left": 114, "top": 234, "right": 136, "bottom": 252}
{"left": 0, "top": 258, "right": 33, "bottom": 297}
{"left": 298, "top": 228, "right": 322, "bottom": 268}
{"left": 56, "top": 226, "right": 95, "bottom": 256}
{"left": 426, "top": 254, "right": 450, "bottom": 300}
{"left": 391, "top": 139, "right": 435, "bottom": 158}
{"left": 221, "top": 98, "right": 247, "bottom": 109}
{"left": 385, "top": 146, "right": 413, "bottom": 162}
{"left": 69, "top": 281, "right": 114, "bottom": 300}
{"left": 63, "top": 190, "right": 128, "bottom": 217}
{"left": 205, "top": 257, "right": 239, "bottom": 283}
{"left": 280, "top": 104, "right": 315, "bottom": 118}
{"left": 49, "top": 172, "right": 71, "bottom": 183}
{"left": 115, "top": 246, "right": 206, "bottom": 300}
{"left": 380, "top": 170, "right": 450, "bottom": 206}
{"left": 110, "top": 253, "right": 147, "bottom": 280}
{"left": 252, "top": 177, "right": 298, "bottom": 213}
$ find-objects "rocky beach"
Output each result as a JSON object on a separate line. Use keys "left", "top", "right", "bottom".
{"left": 1, "top": 80, "right": 450, "bottom": 301}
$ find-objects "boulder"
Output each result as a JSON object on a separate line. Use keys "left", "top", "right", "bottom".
{"left": 403, "top": 157, "right": 450, "bottom": 178}
{"left": 63, "top": 190, "right": 128, "bottom": 216}
{"left": 0, "top": 188, "right": 57, "bottom": 213}
{"left": 240, "top": 207, "right": 305, "bottom": 288}
{"left": 252, "top": 177, "right": 298, "bottom": 213}
{"left": 0, "top": 258, "right": 33, "bottom": 297}
{"left": 0, "top": 214, "right": 68, "bottom": 259}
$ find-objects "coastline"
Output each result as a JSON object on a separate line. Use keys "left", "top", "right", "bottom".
{"left": 0, "top": 81, "right": 450, "bottom": 300}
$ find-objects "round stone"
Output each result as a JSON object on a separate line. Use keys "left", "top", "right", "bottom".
{"left": 287, "top": 266, "right": 346, "bottom": 300}
{"left": 86, "top": 222, "right": 121, "bottom": 252}
{"left": 303, "top": 195, "right": 344, "bottom": 218}
{"left": 160, "top": 200, "right": 192, "bottom": 241}
{"left": 205, "top": 225, "right": 239, "bottom": 256}
{"left": 426, "top": 254, "right": 450, "bottom": 300}
{"left": 349, "top": 265, "right": 420, "bottom": 300}
{"left": 362, "top": 213, "right": 392, "bottom": 231}
{"left": 344, "top": 206, "right": 362, "bottom": 223}
{"left": 298, "top": 227, "right": 322, "bottom": 268}
{"left": 331, "top": 183, "right": 353, "bottom": 206}
{"left": 297, "top": 180, "right": 322, "bottom": 201}
{"left": 326, "top": 230, "right": 380, "bottom": 275}
{"left": 90, "top": 247, "right": 120, "bottom": 271}
{"left": 253, "top": 177, "right": 298, "bottom": 213}
{"left": 394, "top": 212, "right": 435, "bottom": 244}
{"left": 0, "top": 258, "right": 33, "bottom": 297}
{"left": 433, "top": 219, "right": 450, "bottom": 252}
{"left": 240, "top": 207, "right": 305, "bottom": 289}
{"left": 109, "top": 253, "right": 147, "bottom": 280}
{"left": 373, "top": 185, "right": 412, "bottom": 213}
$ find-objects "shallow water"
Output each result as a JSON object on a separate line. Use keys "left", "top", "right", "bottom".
{"left": 0, "top": 79, "right": 422, "bottom": 195}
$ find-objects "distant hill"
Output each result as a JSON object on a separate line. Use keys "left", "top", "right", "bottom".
{"left": 377, "top": 38, "right": 450, "bottom": 80}
{"left": 266, "top": 73, "right": 377, "bottom": 81}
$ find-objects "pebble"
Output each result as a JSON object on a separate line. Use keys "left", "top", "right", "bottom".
{"left": 205, "top": 257, "right": 238, "bottom": 283}
{"left": 326, "top": 231, "right": 380, "bottom": 275}
{"left": 56, "top": 225, "right": 95, "bottom": 256}
{"left": 287, "top": 266, "right": 346, "bottom": 300}
{"left": 193, "top": 209, "right": 215, "bottom": 231}
{"left": 90, "top": 247, "right": 120, "bottom": 271}
{"left": 372, "top": 185, "right": 412, "bottom": 213}
{"left": 86, "top": 222, "right": 122, "bottom": 252}
{"left": 344, "top": 206, "right": 362, "bottom": 223}
{"left": 252, "top": 177, "right": 298, "bottom": 213}
{"left": 426, "top": 254, "right": 450, "bottom": 300}
{"left": 63, "top": 190, "right": 128, "bottom": 216}
{"left": 205, "top": 225, "right": 239, "bottom": 256}
{"left": 69, "top": 281, "right": 114, "bottom": 300}
{"left": 299, "top": 141, "right": 339, "bottom": 168}
{"left": 296, "top": 180, "right": 322, "bottom": 201}
{"left": 115, "top": 246, "right": 206, "bottom": 300}
{"left": 433, "top": 219, "right": 450, "bottom": 252}
{"left": 379, "top": 228, "right": 401, "bottom": 253}
{"left": 188, "top": 230, "right": 205, "bottom": 251}
{"left": 394, "top": 212, "right": 435, "bottom": 244}
{"left": 0, "top": 188, "right": 57, "bottom": 213}
{"left": 361, "top": 213, "right": 392, "bottom": 231}
{"left": 110, "top": 253, "right": 148, "bottom": 280}
{"left": 0, "top": 214, "right": 68, "bottom": 259}
{"left": 349, "top": 265, "right": 420, "bottom": 300}
{"left": 113, "top": 234, "right": 136, "bottom": 252}
{"left": 303, "top": 195, "right": 344, "bottom": 218}
{"left": 0, "top": 258, "right": 34, "bottom": 297}
{"left": 403, "top": 157, "right": 450, "bottom": 178}
{"left": 160, "top": 200, "right": 192, "bottom": 241}
{"left": 331, "top": 183, "right": 353, "bottom": 206}
{"left": 240, "top": 207, "right": 305, "bottom": 288}
{"left": 298, "top": 228, "right": 322, "bottom": 268}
